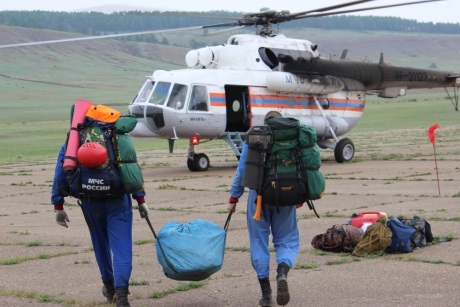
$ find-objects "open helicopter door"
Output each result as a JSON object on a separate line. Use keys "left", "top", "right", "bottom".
{"left": 224, "top": 85, "right": 250, "bottom": 132}
{"left": 222, "top": 85, "right": 250, "bottom": 158}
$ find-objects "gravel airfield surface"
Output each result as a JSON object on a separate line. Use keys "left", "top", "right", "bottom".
{"left": 1, "top": 128, "right": 459, "bottom": 307}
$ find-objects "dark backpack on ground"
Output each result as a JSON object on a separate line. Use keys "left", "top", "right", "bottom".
{"left": 385, "top": 218, "right": 416, "bottom": 253}
{"left": 261, "top": 116, "right": 325, "bottom": 215}
{"left": 311, "top": 224, "right": 364, "bottom": 252}
{"left": 400, "top": 216, "right": 434, "bottom": 247}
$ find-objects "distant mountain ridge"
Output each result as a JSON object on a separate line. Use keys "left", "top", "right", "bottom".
{"left": 74, "top": 4, "right": 169, "bottom": 13}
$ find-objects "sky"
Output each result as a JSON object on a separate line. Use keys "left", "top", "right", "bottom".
{"left": 1, "top": 0, "right": 459, "bottom": 24}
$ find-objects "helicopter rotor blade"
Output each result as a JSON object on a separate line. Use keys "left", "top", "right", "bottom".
{"left": 202, "top": 26, "right": 248, "bottom": 36}
{"left": 292, "top": 0, "right": 445, "bottom": 20}
{"left": 0, "top": 0, "right": 448, "bottom": 49}
{"left": 0, "top": 25, "right": 205, "bottom": 49}
{"left": 290, "top": 0, "right": 377, "bottom": 18}
{"left": 202, "top": 22, "right": 242, "bottom": 28}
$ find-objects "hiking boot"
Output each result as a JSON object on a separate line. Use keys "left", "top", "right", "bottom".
{"left": 115, "top": 286, "right": 131, "bottom": 307}
{"left": 258, "top": 277, "right": 272, "bottom": 306}
{"left": 276, "top": 262, "right": 290, "bottom": 306}
{"left": 102, "top": 278, "right": 115, "bottom": 304}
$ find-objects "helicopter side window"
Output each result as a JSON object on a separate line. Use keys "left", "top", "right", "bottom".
{"left": 167, "top": 83, "right": 188, "bottom": 110}
{"left": 189, "top": 85, "right": 209, "bottom": 112}
{"left": 149, "top": 81, "right": 171, "bottom": 105}
{"left": 135, "top": 81, "right": 155, "bottom": 103}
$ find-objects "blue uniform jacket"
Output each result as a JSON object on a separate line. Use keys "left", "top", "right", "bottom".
{"left": 229, "top": 142, "right": 248, "bottom": 200}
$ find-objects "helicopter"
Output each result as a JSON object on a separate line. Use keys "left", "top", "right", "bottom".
{"left": 2, "top": 0, "right": 459, "bottom": 172}
{"left": 125, "top": 0, "right": 460, "bottom": 171}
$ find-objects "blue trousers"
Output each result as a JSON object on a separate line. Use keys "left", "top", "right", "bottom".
{"left": 246, "top": 189, "right": 300, "bottom": 279}
{"left": 81, "top": 194, "right": 133, "bottom": 287}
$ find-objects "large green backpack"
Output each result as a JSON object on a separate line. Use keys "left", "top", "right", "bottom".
{"left": 112, "top": 116, "right": 145, "bottom": 194}
{"left": 261, "top": 116, "right": 325, "bottom": 216}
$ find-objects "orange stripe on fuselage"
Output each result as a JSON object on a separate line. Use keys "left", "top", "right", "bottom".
{"left": 209, "top": 92, "right": 365, "bottom": 111}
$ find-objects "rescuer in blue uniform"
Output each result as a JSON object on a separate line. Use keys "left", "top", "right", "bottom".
{"left": 51, "top": 144, "right": 149, "bottom": 307}
{"left": 228, "top": 111, "right": 299, "bottom": 307}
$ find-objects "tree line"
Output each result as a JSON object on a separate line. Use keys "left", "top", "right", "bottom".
{"left": 1, "top": 10, "right": 459, "bottom": 38}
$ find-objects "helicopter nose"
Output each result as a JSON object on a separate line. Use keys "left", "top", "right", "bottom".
{"left": 145, "top": 105, "right": 165, "bottom": 132}
{"left": 128, "top": 104, "right": 144, "bottom": 119}
{"left": 128, "top": 104, "right": 165, "bottom": 132}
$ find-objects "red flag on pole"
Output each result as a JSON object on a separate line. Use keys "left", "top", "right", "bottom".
{"left": 428, "top": 124, "right": 441, "bottom": 195}
{"left": 428, "top": 124, "right": 440, "bottom": 144}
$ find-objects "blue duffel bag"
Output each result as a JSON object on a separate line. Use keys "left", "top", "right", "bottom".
{"left": 148, "top": 215, "right": 231, "bottom": 281}
{"left": 385, "top": 218, "right": 416, "bottom": 253}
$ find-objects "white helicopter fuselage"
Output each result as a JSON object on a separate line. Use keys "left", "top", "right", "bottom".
{"left": 128, "top": 32, "right": 457, "bottom": 170}
{"left": 128, "top": 34, "right": 365, "bottom": 144}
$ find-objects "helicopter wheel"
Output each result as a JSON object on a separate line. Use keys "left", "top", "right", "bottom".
{"left": 187, "top": 157, "right": 197, "bottom": 172}
{"left": 334, "top": 138, "right": 355, "bottom": 163}
{"left": 193, "top": 153, "right": 210, "bottom": 171}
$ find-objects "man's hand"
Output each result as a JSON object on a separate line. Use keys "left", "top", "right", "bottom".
{"left": 55, "top": 210, "right": 70, "bottom": 228}
{"left": 138, "top": 203, "right": 149, "bottom": 219}
{"left": 228, "top": 196, "right": 238, "bottom": 214}
{"left": 227, "top": 202, "right": 236, "bottom": 214}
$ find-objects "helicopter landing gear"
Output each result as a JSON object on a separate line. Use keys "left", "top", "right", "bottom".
{"left": 187, "top": 157, "right": 197, "bottom": 172}
{"left": 187, "top": 153, "right": 210, "bottom": 172}
{"left": 334, "top": 138, "right": 354, "bottom": 163}
{"left": 187, "top": 138, "right": 210, "bottom": 172}
{"left": 194, "top": 153, "right": 209, "bottom": 171}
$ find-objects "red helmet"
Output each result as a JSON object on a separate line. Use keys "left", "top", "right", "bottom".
{"left": 77, "top": 142, "right": 107, "bottom": 168}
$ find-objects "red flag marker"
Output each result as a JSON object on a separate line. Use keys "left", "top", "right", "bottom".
{"left": 428, "top": 123, "right": 440, "bottom": 144}
{"left": 428, "top": 124, "right": 441, "bottom": 195}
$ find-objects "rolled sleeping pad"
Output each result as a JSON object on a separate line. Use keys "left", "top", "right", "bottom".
{"left": 62, "top": 99, "right": 93, "bottom": 172}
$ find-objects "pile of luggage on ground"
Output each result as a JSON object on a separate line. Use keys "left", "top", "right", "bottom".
{"left": 311, "top": 212, "right": 438, "bottom": 255}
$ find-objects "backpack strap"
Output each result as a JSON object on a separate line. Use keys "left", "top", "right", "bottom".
{"left": 104, "top": 127, "right": 125, "bottom": 198}
{"left": 299, "top": 144, "right": 315, "bottom": 149}
{"left": 293, "top": 148, "right": 320, "bottom": 218}
{"left": 271, "top": 152, "right": 281, "bottom": 214}
{"left": 111, "top": 128, "right": 138, "bottom": 164}
{"left": 292, "top": 148, "right": 307, "bottom": 195}
{"left": 77, "top": 200, "right": 93, "bottom": 229}
{"left": 62, "top": 128, "right": 80, "bottom": 164}
{"left": 114, "top": 159, "right": 138, "bottom": 164}
{"left": 306, "top": 199, "right": 320, "bottom": 218}
{"left": 298, "top": 144, "right": 320, "bottom": 171}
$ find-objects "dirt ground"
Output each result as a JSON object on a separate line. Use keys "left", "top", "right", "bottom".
{"left": 1, "top": 127, "right": 460, "bottom": 307}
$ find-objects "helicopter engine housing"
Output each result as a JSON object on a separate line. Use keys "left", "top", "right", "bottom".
{"left": 266, "top": 72, "right": 344, "bottom": 94}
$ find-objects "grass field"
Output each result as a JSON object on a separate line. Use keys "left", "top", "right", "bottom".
{"left": 353, "top": 89, "right": 459, "bottom": 132}
{"left": 1, "top": 88, "right": 458, "bottom": 165}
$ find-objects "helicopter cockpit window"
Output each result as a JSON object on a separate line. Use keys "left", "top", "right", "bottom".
{"left": 149, "top": 81, "right": 171, "bottom": 105}
{"left": 189, "top": 85, "right": 209, "bottom": 112}
{"left": 166, "top": 83, "right": 188, "bottom": 110}
{"left": 136, "top": 81, "right": 155, "bottom": 103}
